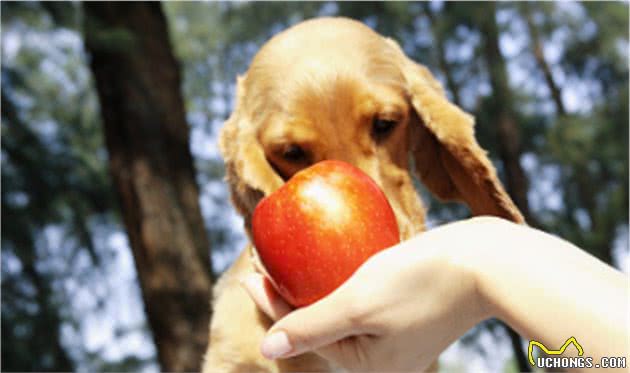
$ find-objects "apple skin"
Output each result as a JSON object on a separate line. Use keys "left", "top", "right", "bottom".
{"left": 252, "top": 160, "right": 400, "bottom": 307}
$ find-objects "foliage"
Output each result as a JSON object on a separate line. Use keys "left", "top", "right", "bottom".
{"left": 1, "top": 2, "right": 154, "bottom": 370}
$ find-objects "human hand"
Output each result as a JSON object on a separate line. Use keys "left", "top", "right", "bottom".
{"left": 242, "top": 217, "right": 501, "bottom": 372}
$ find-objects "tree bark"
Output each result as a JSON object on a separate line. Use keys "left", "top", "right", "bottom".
{"left": 83, "top": 2, "right": 213, "bottom": 371}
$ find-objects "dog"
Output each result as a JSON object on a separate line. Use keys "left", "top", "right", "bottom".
{"left": 203, "top": 17, "right": 523, "bottom": 372}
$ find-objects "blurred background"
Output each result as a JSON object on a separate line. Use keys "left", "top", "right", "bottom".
{"left": 1, "top": 2, "right": 627, "bottom": 372}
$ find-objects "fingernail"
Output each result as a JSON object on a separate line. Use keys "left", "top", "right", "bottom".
{"left": 261, "top": 331, "right": 292, "bottom": 359}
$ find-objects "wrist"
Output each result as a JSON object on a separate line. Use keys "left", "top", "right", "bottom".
{"left": 444, "top": 216, "right": 528, "bottom": 322}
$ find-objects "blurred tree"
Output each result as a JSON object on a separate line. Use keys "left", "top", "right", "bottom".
{"left": 520, "top": 2, "right": 567, "bottom": 116}
{"left": 1, "top": 2, "right": 119, "bottom": 370}
{"left": 2, "top": 80, "right": 73, "bottom": 372}
{"left": 475, "top": 2, "right": 536, "bottom": 226}
{"left": 420, "top": 2, "right": 462, "bottom": 107}
{"left": 543, "top": 1, "right": 629, "bottom": 265}
{"left": 82, "top": 2, "right": 212, "bottom": 371}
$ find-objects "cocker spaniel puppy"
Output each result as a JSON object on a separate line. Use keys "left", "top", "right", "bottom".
{"left": 203, "top": 17, "right": 523, "bottom": 372}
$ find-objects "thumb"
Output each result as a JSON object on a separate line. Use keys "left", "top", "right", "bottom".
{"left": 260, "top": 290, "right": 359, "bottom": 360}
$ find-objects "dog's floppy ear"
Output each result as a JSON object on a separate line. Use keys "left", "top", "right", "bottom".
{"left": 390, "top": 42, "right": 524, "bottom": 223}
{"left": 219, "top": 75, "right": 284, "bottom": 229}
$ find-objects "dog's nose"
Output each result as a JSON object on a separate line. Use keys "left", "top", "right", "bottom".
{"left": 329, "top": 154, "right": 382, "bottom": 188}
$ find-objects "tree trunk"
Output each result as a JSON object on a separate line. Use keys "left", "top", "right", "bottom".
{"left": 422, "top": 3, "right": 462, "bottom": 107}
{"left": 522, "top": 3, "right": 567, "bottom": 116}
{"left": 83, "top": 2, "right": 213, "bottom": 371}
{"left": 478, "top": 4, "right": 534, "bottom": 372}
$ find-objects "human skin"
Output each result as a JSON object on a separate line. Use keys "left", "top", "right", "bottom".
{"left": 242, "top": 216, "right": 630, "bottom": 372}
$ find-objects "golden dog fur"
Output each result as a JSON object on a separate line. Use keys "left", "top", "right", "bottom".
{"left": 203, "top": 17, "right": 523, "bottom": 372}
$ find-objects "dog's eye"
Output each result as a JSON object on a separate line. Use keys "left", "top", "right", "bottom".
{"left": 282, "top": 144, "right": 307, "bottom": 162}
{"left": 372, "top": 118, "right": 397, "bottom": 138}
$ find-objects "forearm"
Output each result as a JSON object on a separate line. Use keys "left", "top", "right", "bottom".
{"left": 473, "top": 220, "right": 629, "bottom": 364}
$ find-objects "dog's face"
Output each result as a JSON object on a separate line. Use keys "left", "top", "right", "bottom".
{"left": 220, "top": 18, "right": 523, "bottom": 240}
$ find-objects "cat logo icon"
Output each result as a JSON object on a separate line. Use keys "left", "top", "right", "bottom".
{"left": 528, "top": 337, "right": 584, "bottom": 366}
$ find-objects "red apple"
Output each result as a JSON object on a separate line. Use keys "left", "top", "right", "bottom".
{"left": 252, "top": 160, "right": 400, "bottom": 307}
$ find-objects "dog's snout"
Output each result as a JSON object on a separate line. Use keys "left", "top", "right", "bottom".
{"left": 330, "top": 154, "right": 383, "bottom": 190}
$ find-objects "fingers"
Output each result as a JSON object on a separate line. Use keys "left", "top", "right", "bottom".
{"left": 241, "top": 273, "right": 293, "bottom": 321}
{"left": 242, "top": 272, "right": 360, "bottom": 363}
{"left": 260, "top": 289, "right": 359, "bottom": 360}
